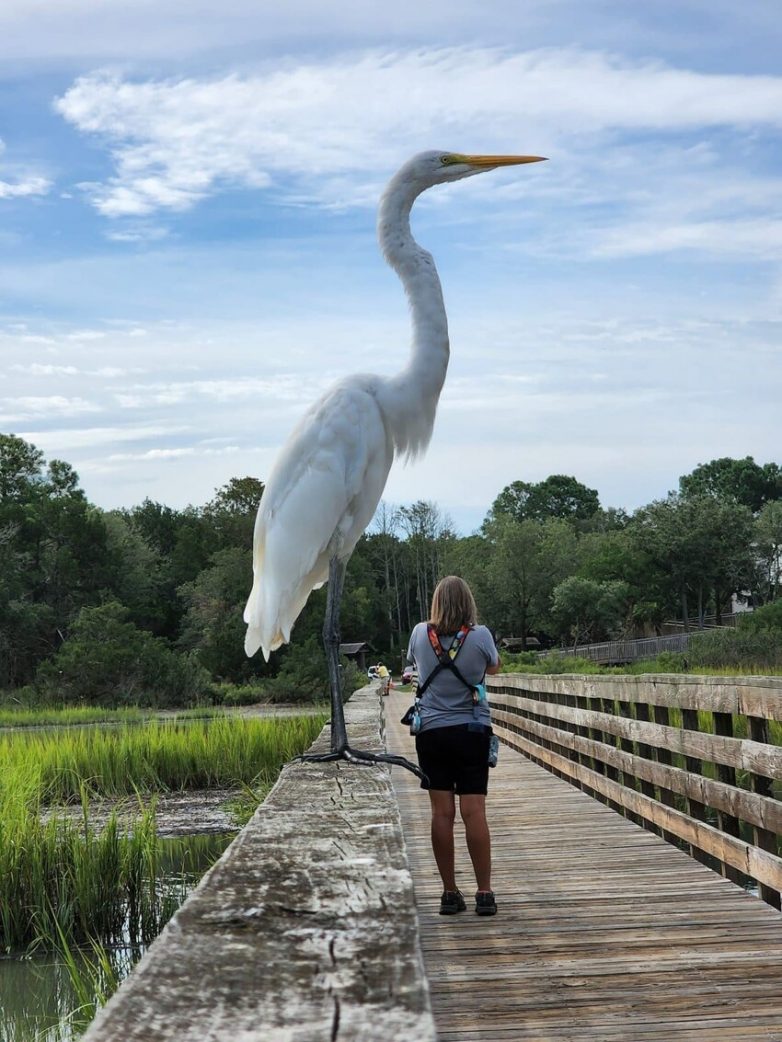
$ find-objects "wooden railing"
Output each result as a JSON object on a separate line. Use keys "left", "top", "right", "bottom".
{"left": 487, "top": 673, "right": 782, "bottom": 909}
{"left": 543, "top": 633, "right": 691, "bottom": 664}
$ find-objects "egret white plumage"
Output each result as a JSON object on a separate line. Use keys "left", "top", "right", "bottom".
{"left": 244, "top": 150, "right": 546, "bottom": 775}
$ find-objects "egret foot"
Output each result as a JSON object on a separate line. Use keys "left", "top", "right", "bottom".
{"left": 295, "top": 745, "right": 428, "bottom": 783}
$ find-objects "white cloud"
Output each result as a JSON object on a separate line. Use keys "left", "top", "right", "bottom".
{"left": 53, "top": 48, "right": 782, "bottom": 218}
{"left": 0, "top": 137, "right": 51, "bottom": 199}
{"left": 65, "top": 329, "right": 106, "bottom": 341}
{"left": 18, "top": 424, "right": 193, "bottom": 451}
{"left": 113, "top": 375, "right": 313, "bottom": 410}
{"left": 107, "top": 444, "right": 239, "bottom": 462}
{"left": 594, "top": 218, "right": 782, "bottom": 259}
{"left": 104, "top": 224, "right": 170, "bottom": 242}
{"left": 0, "top": 175, "right": 51, "bottom": 199}
{"left": 0, "top": 395, "right": 101, "bottom": 421}
{"left": 11, "top": 363, "right": 79, "bottom": 375}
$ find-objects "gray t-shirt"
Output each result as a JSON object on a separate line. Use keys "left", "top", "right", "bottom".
{"left": 406, "top": 623, "right": 499, "bottom": 733}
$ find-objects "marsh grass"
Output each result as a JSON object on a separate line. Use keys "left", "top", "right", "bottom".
{"left": 50, "top": 908, "right": 126, "bottom": 1035}
{"left": 500, "top": 652, "right": 782, "bottom": 678}
{"left": 0, "top": 704, "right": 226, "bottom": 730}
{"left": 0, "top": 713, "right": 326, "bottom": 803}
{"left": 0, "top": 713, "right": 326, "bottom": 952}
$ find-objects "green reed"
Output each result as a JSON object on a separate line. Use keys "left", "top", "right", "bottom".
{"left": 0, "top": 713, "right": 326, "bottom": 803}
{"left": 0, "top": 714, "right": 325, "bottom": 951}
{"left": 0, "top": 704, "right": 231, "bottom": 730}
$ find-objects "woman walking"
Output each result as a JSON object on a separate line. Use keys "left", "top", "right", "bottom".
{"left": 405, "top": 576, "right": 500, "bottom": 916}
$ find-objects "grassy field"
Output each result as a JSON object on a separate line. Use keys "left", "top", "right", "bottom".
{"left": 0, "top": 712, "right": 326, "bottom": 951}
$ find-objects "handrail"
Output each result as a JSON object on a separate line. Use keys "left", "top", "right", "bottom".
{"left": 81, "top": 686, "right": 436, "bottom": 1042}
{"left": 542, "top": 633, "right": 692, "bottom": 663}
{"left": 487, "top": 672, "right": 782, "bottom": 909}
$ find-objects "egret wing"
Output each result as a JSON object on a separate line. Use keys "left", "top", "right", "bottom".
{"left": 244, "top": 381, "right": 391, "bottom": 659}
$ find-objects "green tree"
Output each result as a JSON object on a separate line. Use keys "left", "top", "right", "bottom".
{"left": 550, "top": 576, "right": 629, "bottom": 649}
{"left": 0, "top": 436, "right": 112, "bottom": 683}
{"left": 738, "top": 599, "right": 782, "bottom": 633}
{"left": 679, "top": 456, "right": 782, "bottom": 513}
{"left": 203, "top": 476, "right": 264, "bottom": 550}
{"left": 578, "top": 528, "right": 664, "bottom": 633}
{"left": 0, "top": 434, "right": 43, "bottom": 501}
{"left": 481, "top": 515, "right": 578, "bottom": 641}
{"left": 35, "top": 602, "right": 211, "bottom": 706}
{"left": 485, "top": 475, "right": 599, "bottom": 527}
{"left": 367, "top": 502, "right": 405, "bottom": 650}
{"left": 630, "top": 494, "right": 755, "bottom": 628}
{"left": 178, "top": 547, "right": 269, "bottom": 682}
{"left": 398, "top": 500, "right": 455, "bottom": 622}
{"left": 102, "top": 511, "right": 169, "bottom": 633}
{"left": 754, "top": 500, "right": 782, "bottom": 603}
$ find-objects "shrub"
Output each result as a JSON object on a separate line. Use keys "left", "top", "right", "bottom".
{"left": 257, "top": 636, "right": 329, "bottom": 703}
{"left": 687, "top": 627, "right": 782, "bottom": 671}
{"left": 738, "top": 600, "right": 782, "bottom": 634}
{"left": 500, "top": 652, "right": 605, "bottom": 675}
{"left": 215, "top": 683, "right": 267, "bottom": 707}
{"left": 500, "top": 651, "right": 539, "bottom": 670}
{"left": 35, "top": 602, "right": 213, "bottom": 707}
{"left": 648, "top": 651, "right": 689, "bottom": 672}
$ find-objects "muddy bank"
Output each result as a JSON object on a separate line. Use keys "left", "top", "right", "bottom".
{"left": 43, "top": 788, "right": 243, "bottom": 837}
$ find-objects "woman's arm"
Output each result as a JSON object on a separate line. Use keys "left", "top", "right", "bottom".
{"left": 486, "top": 660, "right": 501, "bottom": 675}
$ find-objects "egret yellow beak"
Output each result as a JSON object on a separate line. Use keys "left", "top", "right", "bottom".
{"left": 456, "top": 154, "right": 547, "bottom": 167}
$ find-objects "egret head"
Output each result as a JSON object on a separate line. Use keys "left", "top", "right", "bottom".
{"left": 404, "top": 150, "right": 547, "bottom": 189}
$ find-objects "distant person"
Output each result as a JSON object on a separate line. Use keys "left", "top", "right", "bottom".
{"left": 405, "top": 575, "right": 500, "bottom": 916}
{"left": 377, "top": 662, "right": 390, "bottom": 695}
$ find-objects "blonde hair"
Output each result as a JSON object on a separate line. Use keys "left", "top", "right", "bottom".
{"left": 429, "top": 576, "right": 477, "bottom": 634}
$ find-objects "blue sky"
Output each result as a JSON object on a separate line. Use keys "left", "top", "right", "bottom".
{"left": 1, "top": 1, "right": 781, "bottom": 533}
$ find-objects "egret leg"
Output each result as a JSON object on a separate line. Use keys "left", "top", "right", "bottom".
{"left": 296, "top": 555, "right": 427, "bottom": 782}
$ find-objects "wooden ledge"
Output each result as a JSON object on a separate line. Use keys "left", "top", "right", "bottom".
{"left": 83, "top": 686, "right": 436, "bottom": 1042}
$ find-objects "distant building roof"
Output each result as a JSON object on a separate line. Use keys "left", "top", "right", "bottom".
{"left": 499, "top": 636, "right": 541, "bottom": 650}
{"left": 339, "top": 642, "right": 373, "bottom": 655}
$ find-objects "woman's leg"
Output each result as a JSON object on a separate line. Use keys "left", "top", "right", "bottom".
{"left": 459, "top": 794, "right": 492, "bottom": 892}
{"left": 428, "top": 789, "right": 457, "bottom": 891}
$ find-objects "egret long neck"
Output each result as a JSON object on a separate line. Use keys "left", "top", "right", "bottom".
{"left": 377, "top": 176, "right": 449, "bottom": 457}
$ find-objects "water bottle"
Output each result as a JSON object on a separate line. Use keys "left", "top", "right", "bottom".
{"left": 488, "top": 734, "right": 499, "bottom": 768}
{"left": 474, "top": 683, "right": 487, "bottom": 703}
{"left": 410, "top": 705, "right": 421, "bottom": 735}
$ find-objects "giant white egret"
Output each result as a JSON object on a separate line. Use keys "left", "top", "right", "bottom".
{"left": 244, "top": 150, "right": 546, "bottom": 775}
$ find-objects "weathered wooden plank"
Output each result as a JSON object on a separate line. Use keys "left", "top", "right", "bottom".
{"left": 487, "top": 672, "right": 782, "bottom": 720}
{"left": 713, "top": 711, "right": 743, "bottom": 884}
{"left": 385, "top": 690, "right": 782, "bottom": 1042}
{"left": 82, "top": 687, "right": 437, "bottom": 1042}
{"left": 749, "top": 715, "right": 782, "bottom": 909}
{"left": 490, "top": 691, "right": 782, "bottom": 778}
{"left": 494, "top": 724, "right": 782, "bottom": 894}
{"left": 490, "top": 705, "right": 782, "bottom": 834}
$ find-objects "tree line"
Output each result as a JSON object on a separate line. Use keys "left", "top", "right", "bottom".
{"left": 0, "top": 432, "right": 780, "bottom": 702}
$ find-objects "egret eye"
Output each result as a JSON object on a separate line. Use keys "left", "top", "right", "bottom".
{"left": 440, "top": 155, "right": 452, "bottom": 165}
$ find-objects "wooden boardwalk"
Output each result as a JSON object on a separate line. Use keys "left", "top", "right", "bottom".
{"left": 385, "top": 690, "right": 782, "bottom": 1042}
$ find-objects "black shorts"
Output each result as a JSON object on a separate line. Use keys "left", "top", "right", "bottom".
{"left": 415, "top": 724, "right": 492, "bottom": 795}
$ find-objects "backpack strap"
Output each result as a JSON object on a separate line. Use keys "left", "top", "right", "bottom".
{"left": 417, "top": 623, "right": 479, "bottom": 700}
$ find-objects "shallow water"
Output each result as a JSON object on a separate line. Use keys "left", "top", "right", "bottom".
{"left": 42, "top": 787, "right": 243, "bottom": 837}
{"left": 0, "top": 832, "right": 234, "bottom": 1042}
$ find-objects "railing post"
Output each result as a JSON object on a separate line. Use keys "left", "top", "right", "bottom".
{"left": 680, "top": 708, "right": 711, "bottom": 866}
{"left": 632, "top": 702, "right": 661, "bottom": 835}
{"left": 748, "top": 715, "right": 782, "bottom": 910}
{"left": 712, "top": 712, "right": 743, "bottom": 886}
{"left": 618, "top": 700, "right": 642, "bottom": 825}
{"left": 651, "top": 705, "right": 678, "bottom": 844}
